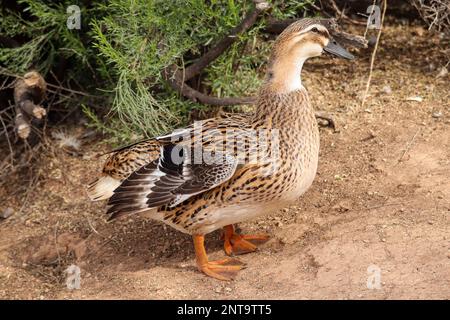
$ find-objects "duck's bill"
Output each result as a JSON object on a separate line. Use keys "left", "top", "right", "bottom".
{"left": 324, "top": 38, "right": 354, "bottom": 60}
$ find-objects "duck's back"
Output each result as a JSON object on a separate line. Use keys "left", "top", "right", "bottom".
{"left": 87, "top": 113, "right": 251, "bottom": 202}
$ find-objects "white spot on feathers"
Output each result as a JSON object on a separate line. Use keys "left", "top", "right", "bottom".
{"left": 87, "top": 175, "right": 121, "bottom": 201}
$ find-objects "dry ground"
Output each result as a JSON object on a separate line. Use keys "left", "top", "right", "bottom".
{"left": 0, "top": 22, "right": 449, "bottom": 299}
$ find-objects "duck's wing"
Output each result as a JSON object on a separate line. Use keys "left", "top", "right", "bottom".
{"left": 86, "top": 117, "right": 214, "bottom": 202}
{"left": 106, "top": 141, "right": 240, "bottom": 220}
{"left": 87, "top": 138, "right": 161, "bottom": 201}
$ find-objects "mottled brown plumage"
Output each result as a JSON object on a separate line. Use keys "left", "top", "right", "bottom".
{"left": 88, "top": 18, "right": 355, "bottom": 280}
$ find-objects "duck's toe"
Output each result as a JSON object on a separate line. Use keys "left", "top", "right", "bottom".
{"left": 199, "top": 258, "right": 246, "bottom": 281}
{"left": 223, "top": 225, "right": 270, "bottom": 256}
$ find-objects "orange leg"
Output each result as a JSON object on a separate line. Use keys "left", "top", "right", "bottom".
{"left": 223, "top": 225, "right": 270, "bottom": 256}
{"left": 193, "top": 234, "right": 245, "bottom": 281}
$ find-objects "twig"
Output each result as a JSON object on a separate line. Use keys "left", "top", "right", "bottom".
{"left": 84, "top": 214, "right": 101, "bottom": 236}
{"left": 328, "top": 0, "right": 366, "bottom": 25}
{"left": 360, "top": 0, "right": 387, "bottom": 109}
{"left": 0, "top": 112, "right": 14, "bottom": 167}
{"left": 27, "top": 263, "right": 60, "bottom": 283}
{"left": 398, "top": 128, "right": 420, "bottom": 163}
{"left": 412, "top": 0, "right": 450, "bottom": 32}
{"left": 310, "top": 3, "right": 333, "bottom": 18}
{"left": 46, "top": 83, "right": 102, "bottom": 98}
{"left": 54, "top": 221, "right": 62, "bottom": 264}
{"left": 163, "top": 66, "right": 255, "bottom": 106}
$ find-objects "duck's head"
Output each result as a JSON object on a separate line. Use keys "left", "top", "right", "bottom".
{"left": 267, "top": 18, "right": 353, "bottom": 93}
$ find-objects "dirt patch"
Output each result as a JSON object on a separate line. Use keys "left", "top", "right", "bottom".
{"left": 0, "top": 22, "right": 449, "bottom": 299}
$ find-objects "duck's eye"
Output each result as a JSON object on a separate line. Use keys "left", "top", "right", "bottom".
{"left": 311, "top": 27, "right": 319, "bottom": 33}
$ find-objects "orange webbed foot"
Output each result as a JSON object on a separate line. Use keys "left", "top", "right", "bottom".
{"left": 223, "top": 225, "right": 270, "bottom": 256}
{"left": 199, "top": 257, "right": 246, "bottom": 281}
{"left": 193, "top": 235, "right": 246, "bottom": 281}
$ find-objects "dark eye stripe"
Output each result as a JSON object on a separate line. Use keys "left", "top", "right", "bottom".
{"left": 319, "top": 30, "right": 329, "bottom": 37}
{"left": 311, "top": 28, "right": 329, "bottom": 38}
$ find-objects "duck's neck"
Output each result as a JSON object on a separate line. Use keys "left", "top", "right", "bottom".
{"left": 265, "top": 57, "right": 306, "bottom": 94}
{"left": 253, "top": 57, "right": 314, "bottom": 127}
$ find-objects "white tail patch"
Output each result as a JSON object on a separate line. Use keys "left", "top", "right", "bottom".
{"left": 87, "top": 175, "right": 121, "bottom": 201}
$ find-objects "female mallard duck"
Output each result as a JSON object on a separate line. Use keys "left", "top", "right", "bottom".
{"left": 88, "top": 18, "right": 354, "bottom": 280}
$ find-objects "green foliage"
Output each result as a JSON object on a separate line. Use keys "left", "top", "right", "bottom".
{"left": 90, "top": 0, "right": 261, "bottom": 140}
{"left": 271, "top": 0, "right": 317, "bottom": 19}
{"left": 0, "top": 0, "right": 92, "bottom": 74}
{"left": 0, "top": 0, "right": 316, "bottom": 144}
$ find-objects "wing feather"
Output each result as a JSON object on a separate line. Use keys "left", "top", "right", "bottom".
{"left": 106, "top": 143, "right": 238, "bottom": 219}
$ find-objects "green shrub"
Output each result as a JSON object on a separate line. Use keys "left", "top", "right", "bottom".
{"left": 0, "top": 0, "right": 316, "bottom": 144}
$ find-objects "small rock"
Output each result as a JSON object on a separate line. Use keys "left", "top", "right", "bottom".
{"left": 437, "top": 67, "right": 448, "bottom": 78}
{"left": 50, "top": 168, "right": 62, "bottom": 180}
{"left": 432, "top": 111, "right": 443, "bottom": 118}
{"left": 361, "top": 131, "right": 376, "bottom": 141}
{"left": 382, "top": 85, "right": 392, "bottom": 95}
{"left": 215, "top": 287, "right": 223, "bottom": 294}
{"left": 225, "top": 287, "right": 232, "bottom": 292}
{"left": 332, "top": 200, "right": 351, "bottom": 213}
{"left": 0, "top": 207, "right": 14, "bottom": 219}
{"left": 412, "top": 26, "right": 425, "bottom": 37}
{"left": 405, "top": 96, "right": 423, "bottom": 102}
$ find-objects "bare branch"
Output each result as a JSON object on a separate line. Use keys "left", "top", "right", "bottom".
{"left": 327, "top": 0, "right": 367, "bottom": 26}
{"left": 412, "top": 0, "right": 450, "bottom": 32}
{"left": 361, "top": 0, "right": 387, "bottom": 108}
{"left": 183, "top": 0, "right": 270, "bottom": 81}
{"left": 163, "top": 67, "right": 255, "bottom": 106}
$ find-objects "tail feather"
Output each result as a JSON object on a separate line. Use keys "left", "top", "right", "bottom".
{"left": 87, "top": 175, "right": 121, "bottom": 201}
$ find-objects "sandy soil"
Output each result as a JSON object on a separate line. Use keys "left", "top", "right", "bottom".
{"left": 0, "top": 22, "right": 449, "bottom": 300}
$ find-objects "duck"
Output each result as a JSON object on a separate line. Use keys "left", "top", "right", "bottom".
{"left": 87, "top": 18, "right": 354, "bottom": 281}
